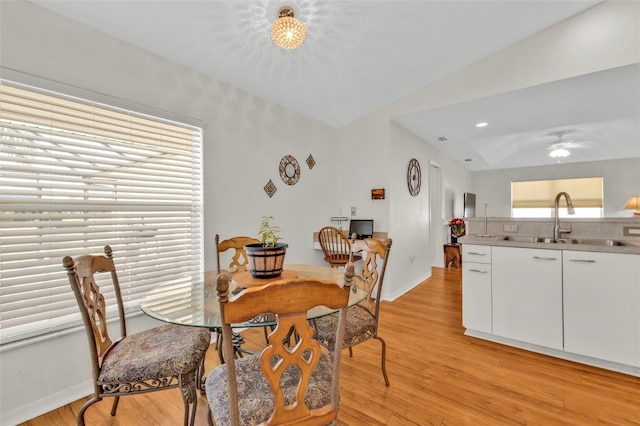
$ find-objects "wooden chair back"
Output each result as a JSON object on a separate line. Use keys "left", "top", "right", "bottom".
{"left": 216, "top": 264, "right": 353, "bottom": 425}
{"left": 215, "top": 234, "right": 260, "bottom": 273}
{"left": 63, "top": 246, "right": 125, "bottom": 372}
{"left": 318, "top": 226, "right": 360, "bottom": 267}
{"left": 350, "top": 237, "right": 393, "bottom": 319}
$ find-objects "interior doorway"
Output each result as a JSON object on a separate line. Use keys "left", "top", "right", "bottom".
{"left": 429, "top": 162, "right": 444, "bottom": 267}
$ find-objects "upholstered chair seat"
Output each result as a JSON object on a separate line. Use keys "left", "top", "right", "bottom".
{"left": 98, "top": 323, "right": 210, "bottom": 385}
{"left": 313, "top": 304, "right": 376, "bottom": 347}
{"left": 206, "top": 353, "right": 334, "bottom": 425}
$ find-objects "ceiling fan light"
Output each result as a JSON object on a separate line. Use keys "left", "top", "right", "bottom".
{"left": 271, "top": 7, "right": 306, "bottom": 50}
{"left": 549, "top": 148, "right": 570, "bottom": 158}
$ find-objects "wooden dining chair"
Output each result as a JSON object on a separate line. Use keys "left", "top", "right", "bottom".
{"left": 214, "top": 234, "right": 268, "bottom": 361}
{"left": 313, "top": 237, "right": 392, "bottom": 386}
{"left": 62, "top": 246, "right": 211, "bottom": 426}
{"left": 205, "top": 263, "right": 354, "bottom": 426}
{"left": 318, "top": 226, "right": 362, "bottom": 268}
{"left": 215, "top": 234, "right": 260, "bottom": 273}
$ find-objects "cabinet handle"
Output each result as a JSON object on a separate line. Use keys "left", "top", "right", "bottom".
{"left": 468, "top": 269, "right": 488, "bottom": 273}
{"left": 533, "top": 256, "right": 557, "bottom": 261}
{"left": 569, "top": 259, "right": 596, "bottom": 263}
{"left": 468, "top": 252, "right": 486, "bottom": 256}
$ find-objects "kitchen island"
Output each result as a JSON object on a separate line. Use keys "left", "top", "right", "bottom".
{"left": 459, "top": 230, "right": 640, "bottom": 377}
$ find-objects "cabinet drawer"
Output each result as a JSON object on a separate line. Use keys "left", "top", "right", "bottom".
{"left": 462, "top": 244, "right": 491, "bottom": 263}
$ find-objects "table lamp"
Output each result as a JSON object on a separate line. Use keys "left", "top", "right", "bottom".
{"left": 622, "top": 196, "right": 640, "bottom": 216}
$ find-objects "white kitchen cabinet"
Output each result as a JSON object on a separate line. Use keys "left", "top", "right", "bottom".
{"left": 563, "top": 251, "right": 640, "bottom": 367}
{"left": 492, "top": 246, "right": 563, "bottom": 350}
{"left": 462, "top": 244, "right": 492, "bottom": 333}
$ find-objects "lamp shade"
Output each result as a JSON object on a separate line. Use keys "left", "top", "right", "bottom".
{"left": 622, "top": 196, "right": 640, "bottom": 216}
{"left": 271, "top": 7, "right": 306, "bottom": 50}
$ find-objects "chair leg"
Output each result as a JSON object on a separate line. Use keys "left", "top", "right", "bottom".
{"left": 110, "top": 395, "right": 119, "bottom": 416}
{"left": 375, "top": 335, "right": 390, "bottom": 386}
{"left": 348, "top": 346, "right": 353, "bottom": 357}
{"left": 179, "top": 372, "right": 199, "bottom": 426}
{"left": 77, "top": 396, "right": 100, "bottom": 426}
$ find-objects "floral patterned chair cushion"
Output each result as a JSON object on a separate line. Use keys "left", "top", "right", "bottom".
{"left": 314, "top": 305, "right": 376, "bottom": 347}
{"left": 99, "top": 324, "right": 211, "bottom": 385}
{"left": 206, "top": 352, "right": 334, "bottom": 426}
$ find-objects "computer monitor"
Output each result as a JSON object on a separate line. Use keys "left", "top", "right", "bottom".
{"left": 348, "top": 219, "right": 373, "bottom": 239}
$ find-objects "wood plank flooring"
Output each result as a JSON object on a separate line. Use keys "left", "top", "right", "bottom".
{"left": 21, "top": 267, "right": 640, "bottom": 425}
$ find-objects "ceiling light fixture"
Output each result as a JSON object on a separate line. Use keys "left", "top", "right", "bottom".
{"left": 475, "top": 122, "right": 488, "bottom": 128}
{"left": 271, "top": 7, "right": 306, "bottom": 50}
{"left": 549, "top": 147, "right": 570, "bottom": 158}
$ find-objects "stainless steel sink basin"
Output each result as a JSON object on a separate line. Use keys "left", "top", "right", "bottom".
{"left": 556, "top": 238, "right": 626, "bottom": 246}
{"left": 502, "top": 235, "right": 558, "bottom": 243}
{"left": 502, "top": 236, "right": 545, "bottom": 243}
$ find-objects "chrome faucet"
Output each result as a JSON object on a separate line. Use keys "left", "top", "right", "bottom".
{"left": 553, "top": 191, "right": 575, "bottom": 239}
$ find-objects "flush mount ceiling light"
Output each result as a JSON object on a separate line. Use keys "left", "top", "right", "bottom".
{"left": 271, "top": 6, "right": 306, "bottom": 50}
{"left": 475, "top": 122, "right": 488, "bottom": 128}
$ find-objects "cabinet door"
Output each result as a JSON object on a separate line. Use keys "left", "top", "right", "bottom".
{"left": 492, "top": 247, "right": 563, "bottom": 350}
{"left": 563, "top": 251, "right": 640, "bottom": 367}
{"left": 462, "top": 261, "right": 492, "bottom": 333}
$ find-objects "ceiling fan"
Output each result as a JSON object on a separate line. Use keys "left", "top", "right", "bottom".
{"left": 544, "top": 129, "right": 595, "bottom": 158}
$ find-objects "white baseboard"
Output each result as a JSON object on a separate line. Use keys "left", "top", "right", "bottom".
{"left": 3, "top": 380, "right": 93, "bottom": 426}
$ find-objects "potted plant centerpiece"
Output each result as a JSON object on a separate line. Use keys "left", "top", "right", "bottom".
{"left": 244, "top": 216, "right": 289, "bottom": 278}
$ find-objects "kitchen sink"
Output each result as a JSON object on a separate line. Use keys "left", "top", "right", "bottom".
{"left": 502, "top": 236, "right": 546, "bottom": 243}
{"left": 502, "top": 236, "right": 631, "bottom": 246}
{"left": 556, "top": 238, "right": 627, "bottom": 246}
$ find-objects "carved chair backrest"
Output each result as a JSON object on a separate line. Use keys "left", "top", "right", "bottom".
{"left": 216, "top": 263, "right": 354, "bottom": 426}
{"left": 63, "top": 245, "right": 125, "bottom": 370}
{"left": 349, "top": 237, "right": 392, "bottom": 319}
{"left": 215, "top": 234, "right": 260, "bottom": 274}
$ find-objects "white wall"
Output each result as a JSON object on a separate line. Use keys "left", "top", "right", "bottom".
{"left": 1, "top": 0, "right": 638, "bottom": 423}
{"left": 470, "top": 158, "right": 640, "bottom": 217}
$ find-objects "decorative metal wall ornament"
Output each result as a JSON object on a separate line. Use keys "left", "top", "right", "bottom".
{"left": 407, "top": 158, "right": 421, "bottom": 196}
{"left": 279, "top": 155, "right": 300, "bottom": 185}
{"left": 264, "top": 179, "right": 277, "bottom": 198}
{"left": 306, "top": 154, "right": 315, "bottom": 169}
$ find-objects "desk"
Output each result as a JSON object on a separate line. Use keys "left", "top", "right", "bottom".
{"left": 140, "top": 264, "right": 368, "bottom": 329}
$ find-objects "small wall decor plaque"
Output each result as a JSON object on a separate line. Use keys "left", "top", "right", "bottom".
{"left": 264, "top": 179, "right": 277, "bottom": 198}
{"left": 279, "top": 155, "right": 300, "bottom": 185}
{"left": 306, "top": 154, "right": 316, "bottom": 169}
{"left": 371, "top": 188, "right": 385, "bottom": 200}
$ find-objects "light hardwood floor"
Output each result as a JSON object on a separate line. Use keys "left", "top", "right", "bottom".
{"left": 21, "top": 267, "right": 640, "bottom": 425}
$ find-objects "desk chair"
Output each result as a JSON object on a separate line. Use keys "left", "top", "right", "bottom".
{"left": 314, "top": 237, "right": 392, "bottom": 386}
{"left": 205, "top": 264, "right": 354, "bottom": 426}
{"left": 318, "top": 226, "right": 362, "bottom": 268}
{"left": 63, "top": 246, "right": 210, "bottom": 426}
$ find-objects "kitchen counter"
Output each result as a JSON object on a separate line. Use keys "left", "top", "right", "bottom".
{"left": 458, "top": 234, "right": 640, "bottom": 255}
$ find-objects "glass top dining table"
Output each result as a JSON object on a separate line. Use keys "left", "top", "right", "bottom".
{"left": 140, "top": 264, "right": 368, "bottom": 329}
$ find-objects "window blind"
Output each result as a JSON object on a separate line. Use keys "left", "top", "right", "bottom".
{"left": 512, "top": 177, "right": 604, "bottom": 208}
{"left": 0, "top": 81, "right": 203, "bottom": 345}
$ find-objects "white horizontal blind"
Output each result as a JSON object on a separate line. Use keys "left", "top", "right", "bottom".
{"left": 512, "top": 177, "right": 604, "bottom": 208}
{"left": 0, "top": 81, "right": 203, "bottom": 344}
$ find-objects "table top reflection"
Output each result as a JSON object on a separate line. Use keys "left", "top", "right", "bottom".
{"left": 140, "top": 264, "right": 368, "bottom": 329}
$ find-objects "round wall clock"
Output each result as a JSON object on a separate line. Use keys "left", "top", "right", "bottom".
{"left": 279, "top": 155, "right": 300, "bottom": 186}
{"left": 407, "top": 158, "right": 421, "bottom": 196}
